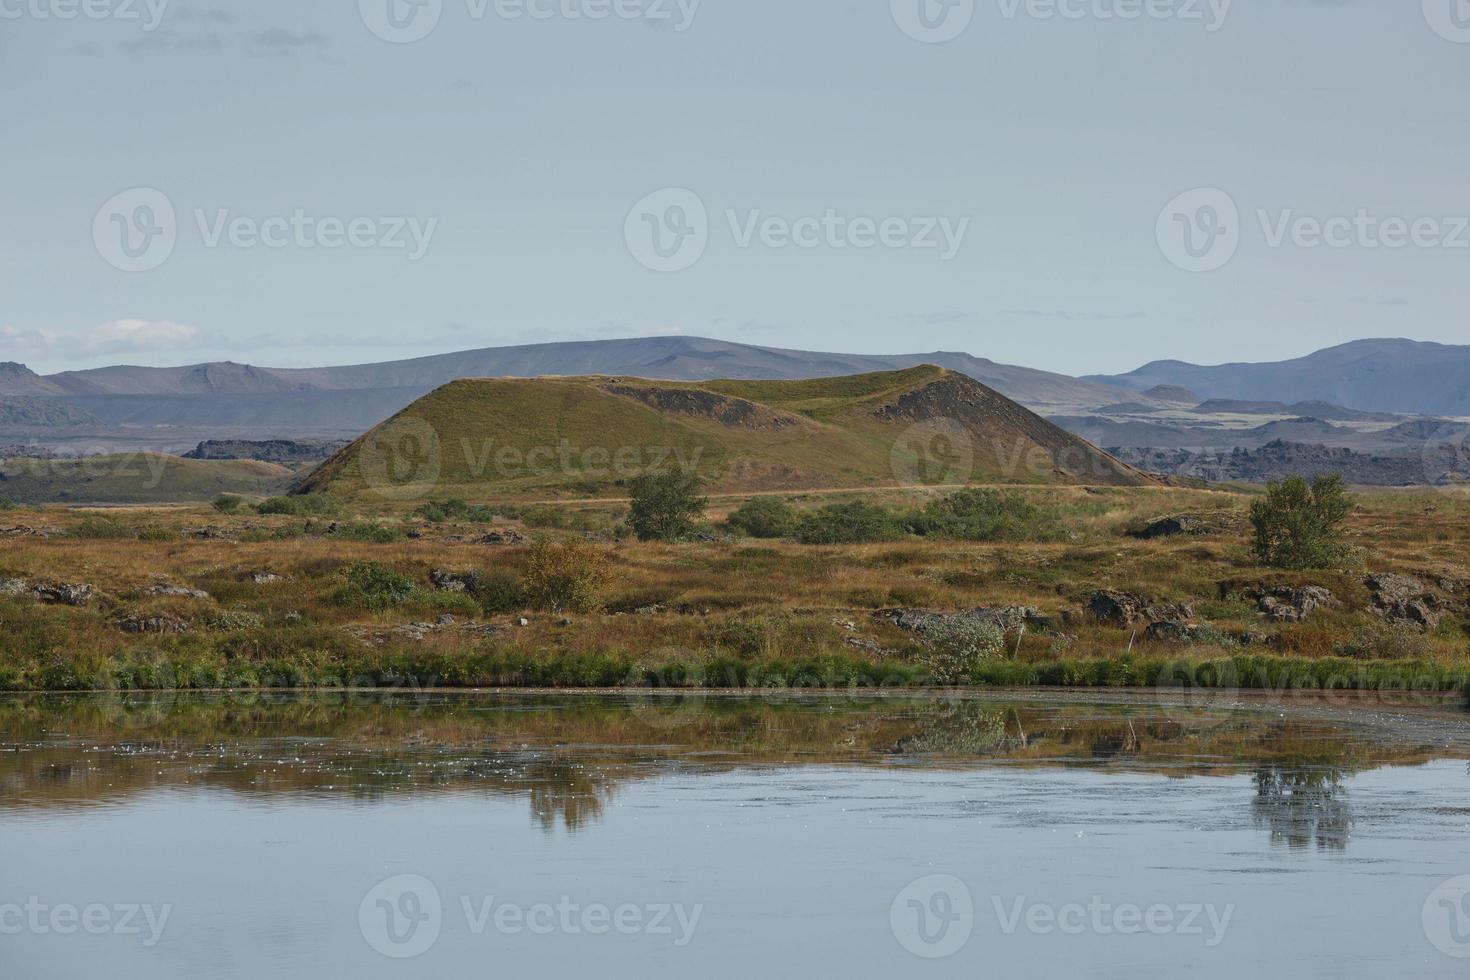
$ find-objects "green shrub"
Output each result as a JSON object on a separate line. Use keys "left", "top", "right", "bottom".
{"left": 472, "top": 569, "right": 524, "bottom": 614}
{"left": 69, "top": 514, "right": 133, "bottom": 539}
{"left": 0, "top": 496, "right": 16, "bottom": 511}
{"left": 628, "top": 471, "right": 706, "bottom": 542}
{"left": 332, "top": 561, "right": 418, "bottom": 610}
{"left": 1334, "top": 622, "right": 1432, "bottom": 660}
{"left": 794, "top": 502, "right": 902, "bottom": 545}
{"left": 907, "top": 489, "right": 1060, "bottom": 542}
{"left": 725, "top": 497, "right": 796, "bottom": 539}
{"left": 137, "top": 527, "right": 180, "bottom": 542}
{"left": 212, "top": 494, "right": 244, "bottom": 514}
{"left": 522, "top": 538, "right": 611, "bottom": 613}
{"left": 918, "top": 619, "right": 1005, "bottom": 683}
{"left": 256, "top": 495, "right": 342, "bottom": 518}
{"left": 1250, "top": 474, "right": 1353, "bottom": 569}
{"left": 332, "top": 522, "right": 404, "bottom": 543}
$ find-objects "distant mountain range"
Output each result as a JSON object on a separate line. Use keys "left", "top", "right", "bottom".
{"left": 1086, "top": 339, "right": 1470, "bottom": 416}
{"left": 0, "top": 337, "right": 1136, "bottom": 442}
{"left": 2, "top": 337, "right": 1466, "bottom": 464}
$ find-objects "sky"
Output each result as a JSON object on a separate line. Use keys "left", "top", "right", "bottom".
{"left": 2, "top": 0, "right": 1469, "bottom": 377}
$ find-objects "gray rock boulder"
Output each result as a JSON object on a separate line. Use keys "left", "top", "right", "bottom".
{"left": 1365, "top": 574, "right": 1443, "bottom": 630}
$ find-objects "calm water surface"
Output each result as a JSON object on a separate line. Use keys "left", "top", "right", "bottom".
{"left": 3, "top": 691, "right": 1469, "bottom": 978}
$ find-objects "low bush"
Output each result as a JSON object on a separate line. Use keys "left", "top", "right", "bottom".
{"left": 331, "top": 522, "right": 404, "bottom": 544}
{"left": 472, "top": 569, "right": 525, "bottom": 614}
{"left": 69, "top": 514, "right": 133, "bottom": 539}
{"left": 331, "top": 561, "right": 419, "bottom": 610}
{"left": 521, "top": 538, "right": 611, "bottom": 613}
{"left": 794, "top": 502, "right": 902, "bottom": 545}
{"left": 917, "top": 619, "right": 1005, "bottom": 683}
{"left": 725, "top": 497, "right": 796, "bottom": 539}
{"left": 212, "top": 494, "right": 244, "bottom": 514}
{"left": 906, "top": 489, "right": 1063, "bottom": 543}
{"left": 257, "top": 495, "right": 342, "bottom": 518}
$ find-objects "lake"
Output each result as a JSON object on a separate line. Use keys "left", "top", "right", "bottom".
{"left": 3, "top": 690, "right": 1469, "bottom": 978}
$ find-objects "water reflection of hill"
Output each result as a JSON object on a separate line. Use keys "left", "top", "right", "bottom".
{"left": 0, "top": 693, "right": 1460, "bottom": 836}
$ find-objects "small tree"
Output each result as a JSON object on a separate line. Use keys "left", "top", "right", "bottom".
{"left": 1250, "top": 473, "right": 1353, "bottom": 569}
{"left": 522, "top": 537, "right": 611, "bottom": 613}
{"left": 628, "top": 471, "right": 706, "bottom": 542}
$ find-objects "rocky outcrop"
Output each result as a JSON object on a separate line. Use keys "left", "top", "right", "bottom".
{"left": 1126, "top": 512, "right": 1242, "bottom": 540}
{"left": 144, "top": 583, "right": 210, "bottom": 600}
{"left": 1255, "top": 585, "right": 1335, "bottom": 623}
{"left": 33, "top": 583, "right": 93, "bottom": 606}
{"left": 430, "top": 569, "right": 482, "bottom": 593}
{"left": 1364, "top": 574, "right": 1443, "bottom": 630}
{"left": 1087, "top": 591, "right": 1194, "bottom": 627}
{"left": 884, "top": 606, "right": 1047, "bottom": 636}
{"left": 118, "top": 614, "right": 191, "bottom": 635}
{"left": 475, "top": 530, "right": 526, "bottom": 546}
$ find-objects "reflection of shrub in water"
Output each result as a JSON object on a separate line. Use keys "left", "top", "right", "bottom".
{"left": 1253, "top": 766, "right": 1350, "bottom": 850}
{"left": 892, "top": 702, "right": 1013, "bottom": 756}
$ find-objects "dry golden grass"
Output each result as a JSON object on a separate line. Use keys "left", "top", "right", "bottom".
{"left": 0, "top": 484, "right": 1467, "bottom": 689}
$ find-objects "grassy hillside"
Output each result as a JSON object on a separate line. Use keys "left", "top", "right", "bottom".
{"left": 0, "top": 455, "right": 294, "bottom": 505}
{"left": 297, "top": 367, "right": 1151, "bottom": 501}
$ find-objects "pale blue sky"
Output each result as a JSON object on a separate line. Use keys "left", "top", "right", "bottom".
{"left": 3, "top": 0, "right": 1468, "bottom": 376}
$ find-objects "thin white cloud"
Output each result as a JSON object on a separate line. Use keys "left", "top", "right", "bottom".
{"left": 0, "top": 320, "right": 199, "bottom": 359}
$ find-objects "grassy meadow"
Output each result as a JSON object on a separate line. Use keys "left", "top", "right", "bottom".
{"left": 0, "top": 482, "right": 1467, "bottom": 694}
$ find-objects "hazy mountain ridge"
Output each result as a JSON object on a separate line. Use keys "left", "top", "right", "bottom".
{"left": 1085, "top": 339, "right": 1470, "bottom": 416}
{"left": 0, "top": 337, "right": 1134, "bottom": 409}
